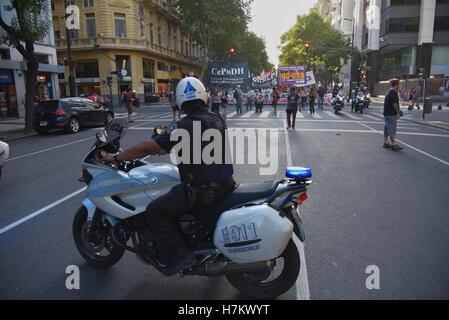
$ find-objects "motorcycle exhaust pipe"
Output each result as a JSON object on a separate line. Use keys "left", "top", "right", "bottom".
{"left": 192, "top": 260, "right": 273, "bottom": 276}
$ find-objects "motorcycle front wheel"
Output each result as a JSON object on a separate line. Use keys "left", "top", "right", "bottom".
{"left": 73, "top": 207, "right": 125, "bottom": 268}
{"left": 226, "top": 239, "right": 300, "bottom": 299}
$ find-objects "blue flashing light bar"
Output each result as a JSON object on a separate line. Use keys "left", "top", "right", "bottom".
{"left": 285, "top": 166, "right": 312, "bottom": 180}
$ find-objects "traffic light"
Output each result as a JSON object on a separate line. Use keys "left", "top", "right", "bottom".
{"left": 304, "top": 43, "right": 310, "bottom": 51}
{"left": 107, "top": 76, "right": 112, "bottom": 87}
{"left": 228, "top": 47, "right": 236, "bottom": 55}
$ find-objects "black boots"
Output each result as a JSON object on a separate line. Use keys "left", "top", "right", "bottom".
{"left": 159, "top": 236, "right": 197, "bottom": 276}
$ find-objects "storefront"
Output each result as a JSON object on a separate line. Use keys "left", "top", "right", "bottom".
{"left": 36, "top": 73, "right": 54, "bottom": 101}
{"left": 143, "top": 78, "right": 156, "bottom": 103}
{"left": 0, "top": 69, "right": 18, "bottom": 118}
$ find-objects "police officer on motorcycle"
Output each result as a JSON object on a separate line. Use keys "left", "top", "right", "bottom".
{"left": 101, "top": 77, "right": 235, "bottom": 276}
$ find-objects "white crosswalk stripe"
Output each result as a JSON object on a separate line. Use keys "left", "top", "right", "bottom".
{"left": 362, "top": 114, "right": 383, "bottom": 121}
{"left": 297, "top": 112, "right": 305, "bottom": 119}
{"left": 310, "top": 113, "right": 323, "bottom": 119}
{"left": 340, "top": 111, "right": 362, "bottom": 120}
{"left": 323, "top": 111, "right": 340, "bottom": 119}
{"left": 227, "top": 111, "right": 237, "bottom": 118}
{"left": 241, "top": 111, "right": 255, "bottom": 118}
{"left": 260, "top": 111, "right": 271, "bottom": 118}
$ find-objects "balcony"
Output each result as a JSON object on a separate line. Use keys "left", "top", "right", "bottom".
{"left": 55, "top": 37, "right": 204, "bottom": 66}
{"left": 146, "top": 0, "right": 180, "bottom": 21}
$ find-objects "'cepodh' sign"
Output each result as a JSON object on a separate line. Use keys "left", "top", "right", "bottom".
{"left": 207, "top": 62, "right": 250, "bottom": 88}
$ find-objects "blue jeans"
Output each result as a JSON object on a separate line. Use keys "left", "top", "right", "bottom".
{"left": 318, "top": 96, "right": 324, "bottom": 109}
{"left": 236, "top": 103, "right": 242, "bottom": 114}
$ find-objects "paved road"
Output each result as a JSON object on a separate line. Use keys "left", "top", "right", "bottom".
{"left": 1, "top": 103, "right": 448, "bottom": 299}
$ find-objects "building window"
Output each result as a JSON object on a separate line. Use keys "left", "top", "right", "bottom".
{"left": 69, "top": 29, "right": 79, "bottom": 39}
{"left": 157, "top": 62, "right": 169, "bottom": 71}
{"left": 0, "top": 49, "right": 10, "bottom": 60}
{"left": 65, "top": 0, "right": 75, "bottom": 6}
{"left": 114, "top": 13, "right": 127, "bottom": 38}
{"left": 384, "top": 17, "right": 419, "bottom": 34}
{"left": 434, "top": 16, "right": 449, "bottom": 32}
{"left": 150, "top": 23, "right": 154, "bottom": 43}
{"left": 84, "top": 0, "right": 94, "bottom": 7}
{"left": 158, "top": 27, "right": 162, "bottom": 47}
{"left": 139, "top": 4, "right": 145, "bottom": 17}
{"left": 86, "top": 14, "right": 96, "bottom": 38}
{"left": 75, "top": 60, "right": 99, "bottom": 78}
{"left": 143, "top": 60, "right": 155, "bottom": 78}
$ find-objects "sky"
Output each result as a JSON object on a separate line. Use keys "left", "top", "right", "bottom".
{"left": 248, "top": 0, "right": 316, "bottom": 68}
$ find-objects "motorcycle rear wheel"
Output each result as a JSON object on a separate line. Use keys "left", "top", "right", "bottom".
{"left": 73, "top": 207, "right": 125, "bottom": 268}
{"left": 226, "top": 239, "right": 300, "bottom": 299}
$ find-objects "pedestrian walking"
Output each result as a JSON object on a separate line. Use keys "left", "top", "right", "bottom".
{"left": 383, "top": 78, "right": 403, "bottom": 151}
{"left": 254, "top": 89, "right": 264, "bottom": 113}
{"left": 308, "top": 86, "right": 317, "bottom": 115}
{"left": 234, "top": 86, "right": 243, "bottom": 114}
{"left": 211, "top": 88, "right": 221, "bottom": 114}
{"left": 286, "top": 87, "right": 300, "bottom": 130}
{"left": 272, "top": 87, "right": 280, "bottom": 112}
{"left": 123, "top": 87, "right": 134, "bottom": 123}
{"left": 169, "top": 90, "right": 180, "bottom": 121}
{"left": 300, "top": 87, "right": 307, "bottom": 110}
{"left": 221, "top": 90, "right": 229, "bottom": 120}
{"left": 246, "top": 88, "right": 254, "bottom": 111}
{"left": 317, "top": 85, "right": 325, "bottom": 110}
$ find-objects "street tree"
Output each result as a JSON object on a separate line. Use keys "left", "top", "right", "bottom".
{"left": 279, "top": 9, "right": 352, "bottom": 85}
{"left": 0, "top": 0, "right": 50, "bottom": 132}
{"left": 174, "top": 0, "right": 253, "bottom": 77}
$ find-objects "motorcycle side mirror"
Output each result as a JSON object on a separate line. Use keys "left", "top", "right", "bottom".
{"left": 154, "top": 126, "right": 167, "bottom": 136}
{"left": 96, "top": 131, "right": 108, "bottom": 143}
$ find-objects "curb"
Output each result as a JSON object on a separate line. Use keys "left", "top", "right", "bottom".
{"left": 1, "top": 131, "right": 37, "bottom": 142}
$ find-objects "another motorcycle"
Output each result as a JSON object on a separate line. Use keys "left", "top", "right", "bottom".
{"left": 364, "top": 93, "right": 371, "bottom": 109}
{"left": 0, "top": 138, "right": 10, "bottom": 181}
{"left": 352, "top": 92, "right": 365, "bottom": 114}
{"left": 332, "top": 92, "right": 345, "bottom": 114}
{"left": 73, "top": 120, "right": 313, "bottom": 299}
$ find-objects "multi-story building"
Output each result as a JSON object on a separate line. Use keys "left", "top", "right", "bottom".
{"left": 0, "top": 0, "right": 63, "bottom": 119}
{"left": 52, "top": 0, "right": 205, "bottom": 104}
{"left": 314, "top": 0, "right": 333, "bottom": 21}
{"left": 355, "top": 0, "right": 449, "bottom": 95}
{"left": 331, "top": 0, "right": 355, "bottom": 90}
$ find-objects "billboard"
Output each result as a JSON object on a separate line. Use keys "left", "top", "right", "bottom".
{"left": 251, "top": 70, "right": 277, "bottom": 89}
{"left": 278, "top": 65, "right": 307, "bottom": 86}
{"left": 207, "top": 62, "right": 250, "bottom": 89}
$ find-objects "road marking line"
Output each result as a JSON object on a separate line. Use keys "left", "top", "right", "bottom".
{"left": 357, "top": 122, "right": 449, "bottom": 167}
{"left": 323, "top": 111, "right": 340, "bottom": 119}
{"left": 8, "top": 137, "right": 95, "bottom": 162}
{"left": 0, "top": 187, "right": 87, "bottom": 235}
{"left": 241, "top": 111, "right": 255, "bottom": 118}
{"left": 340, "top": 111, "right": 362, "bottom": 120}
{"left": 227, "top": 112, "right": 237, "bottom": 118}
{"left": 284, "top": 120, "right": 311, "bottom": 301}
{"left": 297, "top": 112, "right": 305, "bottom": 119}
{"left": 311, "top": 113, "right": 323, "bottom": 119}
{"left": 260, "top": 111, "right": 271, "bottom": 118}
{"left": 363, "top": 114, "right": 382, "bottom": 121}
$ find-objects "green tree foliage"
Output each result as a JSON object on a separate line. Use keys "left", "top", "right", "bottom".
{"left": 174, "top": 0, "right": 271, "bottom": 75}
{"left": 0, "top": 0, "right": 50, "bottom": 132}
{"left": 279, "top": 9, "right": 352, "bottom": 80}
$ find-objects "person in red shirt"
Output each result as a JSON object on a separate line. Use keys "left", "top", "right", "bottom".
{"left": 123, "top": 88, "right": 134, "bottom": 123}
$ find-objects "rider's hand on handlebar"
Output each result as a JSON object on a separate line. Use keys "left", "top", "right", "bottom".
{"left": 100, "top": 150, "right": 116, "bottom": 163}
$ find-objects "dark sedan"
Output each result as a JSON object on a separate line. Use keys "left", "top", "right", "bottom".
{"left": 33, "top": 98, "right": 114, "bottom": 134}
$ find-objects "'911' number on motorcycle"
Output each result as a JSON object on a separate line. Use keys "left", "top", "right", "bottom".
{"left": 222, "top": 223, "right": 258, "bottom": 243}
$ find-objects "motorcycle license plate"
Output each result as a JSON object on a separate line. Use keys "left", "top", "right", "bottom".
{"left": 40, "top": 121, "right": 48, "bottom": 126}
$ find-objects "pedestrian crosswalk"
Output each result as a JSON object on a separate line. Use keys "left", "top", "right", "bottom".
{"left": 138, "top": 109, "right": 387, "bottom": 122}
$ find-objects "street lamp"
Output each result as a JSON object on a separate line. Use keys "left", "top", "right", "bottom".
{"left": 344, "top": 18, "right": 355, "bottom": 98}
{"left": 60, "top": 15, "right": 76, "bottom": 97}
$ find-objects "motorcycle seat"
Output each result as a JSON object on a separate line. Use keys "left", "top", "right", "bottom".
{"left": 193, "top": 181, "right": 279, "bottom": 221}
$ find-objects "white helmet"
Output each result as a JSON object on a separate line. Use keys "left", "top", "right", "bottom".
{"left": 176, "top": 77, "right": 208, "bottom": 108}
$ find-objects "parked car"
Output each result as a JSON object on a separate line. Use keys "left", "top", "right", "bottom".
{"left": 33, "top": 98, "right": 114, "bottom": 135}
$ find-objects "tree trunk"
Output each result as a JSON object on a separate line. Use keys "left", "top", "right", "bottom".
{"left": 24, "top": 60, "right": 38, "bottom": 133}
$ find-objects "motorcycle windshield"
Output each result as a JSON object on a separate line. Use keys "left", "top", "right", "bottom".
{"left": 97, "top": 119, "right": 129, "bottom": 144}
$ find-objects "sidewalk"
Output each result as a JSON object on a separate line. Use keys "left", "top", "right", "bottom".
{"left": 371, "top": 96, "right": 449, "bottom": 131}
{"left": 0, "top": 118, "right": 35, "bottom": 141}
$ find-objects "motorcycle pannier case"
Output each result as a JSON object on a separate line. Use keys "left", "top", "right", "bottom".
{"left": 213, "top": 204, "right": 293, "bottom": 263}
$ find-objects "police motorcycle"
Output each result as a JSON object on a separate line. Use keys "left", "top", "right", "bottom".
{"left": 364, "top": 92, "right": 371, "bottom": 109}
{"left": 0, "top": 137, "right": 9, "bottom": 181}
{"left": 73, "top": 119, "right": 313, "bottom": 299}
{"left": 332, "top": 91, "right": 346, "bottom": 114}
{"left": 352, "top": 91, "right": 365, "bottom": 114}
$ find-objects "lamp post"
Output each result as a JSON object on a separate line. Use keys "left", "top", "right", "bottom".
{"left": 61, "top": 15, "right": 76, "bottom": 97}
{"left": 344, "top": 18, "right": 355, "bottom": 98}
